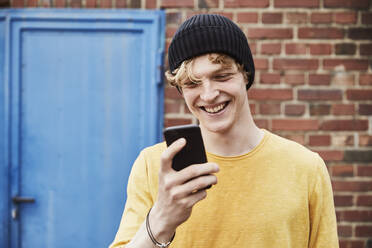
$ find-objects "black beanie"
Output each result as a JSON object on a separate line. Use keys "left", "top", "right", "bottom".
{"left": 168, "top": 14, "right": 255, "bottom": 90}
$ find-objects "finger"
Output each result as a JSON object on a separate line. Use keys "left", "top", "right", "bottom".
{"left": 173, "top": 174, "right": 218, "bottom": 199}
{"left": 161, "top": 138, "right": 186, "bottom": 172}
{"left": 176, "top": 162, "right": 219, "bottom": 184}
{"left": 181, "top": 189, "right": 208, "bottom": 209}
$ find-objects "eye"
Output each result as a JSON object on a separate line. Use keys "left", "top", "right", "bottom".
{"left": 182, "top": 80, "right": 200, "bottom": 89}
{"left": 214, "top": 73, "right": 233, "bottom": 82}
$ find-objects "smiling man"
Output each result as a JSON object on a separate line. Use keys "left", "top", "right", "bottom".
{"left": 110, "top": 14, "right": 339, "bottom": 248}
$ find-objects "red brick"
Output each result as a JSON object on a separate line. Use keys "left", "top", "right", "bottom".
{"left": 332, "top": 104, "right": 355, "bottom": 115}
{"left": 254, "top": 58, "right": 269, "bottom": 70}
{"left": 332, "top": 180, "right": 372, "bottom": 192}
{"left": 261, "top": 43, "right": 281, "bottom": 55}
{"left": 249, "top": 103, "right": 256, "bottom": 115}
{"left": 360, "top": 44, "right": 372, "bottom": 56}
{"left": 248, "top": 89, "right": 293, "bottom": 101}
{"left": 309, "top": 135, "right": 331, "bottom": 146}
{"left": 237, "top": 12, "right": 258, "bottom": 23}
{"left": 334, "top": 12, "right": 357, "bottom": 24}
{"left": 272, "top": 119, "right": 319, "bottom": 131}
{"left": 166, "top": 27, "right": 177, "bottom": 39}
{"left": 339, "top": 240, "right": 365, "bottom": 248}
{"left": 334, "top": 195, "right": 354, "bottom": 207}
{"left": 337, "top": 224, "right": 352, "bottom": 237}
{"left": 311, "top": 12, "right": 332, "bottom": 24}
{"left": 299, "top": 28, "right": 344, "bottom": 39}
{"left": 255, "top": 119, "right": 269, "bottom": 129}
{"left": 274, "top": 0, "right": 319, "bottom": 8}
{"left": 310, "top": 104, "right": 331, "bottom": 115}
{"left": 185, "top": 12, "right": 234, "bottom": 20}
{"left": 165, "top": 101, "right": 181, "bottom": 113}
{"left": 130, "top": 0, "right": 141, "bottom": 8}
{"left": 259, "top": 103, "right": 281, "bottom": 115}
{"left": 349, "top": 28, "right": 372, "bottom": 40}
{"left": 332, "top": 165, "right": 354, "bottom": 177}
{"left": 286, "top": 12, "right": 307, "bottom": 24}
{"left": 340, "top": 210, "right": 372, "bottom": 222}
{"left": 357, "top": 195, "right": 372, "bottom": 206}
{"left": 285, "top": 104, "right": 305, "bottom": 116}
{"left": 298, "top": 89, "right": 342, "bottom": 101}
{"left": 357, "top": 166, "right": 372, "bottom": 176}
{"left": 285, "top": 43, "right": 306, "bottom": 55}
{"left": 316, "top": 150, "right": 344, "bottom": 161}
{"left": 100, "top": 0, "right": 111, "bottom": 8}
{"left": 166, "top": 12, "right": 183, "bottom": 25}
{"left": 321, "top": 120, "right": 368, "bottom": 131}
{"left": 250, "top": 42, "right": 257, "bottom": 55}
{"left": 54, "top": 0, "right": 65, "bottom": 7}
{"left": 355, "top": 225, "right": 372, "bottom": 237}
{"left": 165, "top": 86, "right": 183, "bottom": 100}
{"left": 116, "top": 0, "right": 126, "bottom": 7}
{"left": 362, "top": 13, "right": 372, "bottom": 24}
{"left": 70, "top": 0, "right": 81, "bottom": 7}
{"left": 333, "top": 135, "right": 354, "bottom": 147}
{"left": 86, "top": 0, "right": 96, "bottom": 8}
{"left": 335, "top": 43, "right": 356, "bottom": 55}
{"left": 26, "top": 0, "right": 37, "bottom": 6}
{"left": 324, "top": 0, "right": 370, "bottom": 8}
{"left": 12, "top": 0, "right": 24, "bottom": 7}
{"left": 274, "top": 59, "right": 318, "bottom": 70}
{"left": 347, "top": 90, "right": 372, "bottom": 100}
{"left": 260, "top": 73, "right": 280, "bottom": 84}
{"left": 145, "top": 0, "right": 156, "bottom": 8}
{"left": 309, "top": 44, "right": 332, "bottom": 55}
{"left": 359, "top": 74, "right": 372, "bottom": 85}
{"left": 284, "top": 134, "right": 305, "bottom": 145}
{"left": 324, "top": 59, "right": 368, "bottom": 71}
{"left": 225, "top": 0, "right": 269, "bottom": 7}
{"left": 359, "top": 104, "right": 372, "bottom": 115}
{"left": 262, "top": 13, "right": 282, "bottom": 24}
{"left": 199, "top": 0, "right": 218, "bottom": 8}
{"left": 331, "top": 73, "right": 355, "bottom": 87}
{"left": 284, "top": 74, "right": 304, "bottom": 85}
{"left": 309, "top": 74, "right": 331, "bottom": 85}
{"left": 161, "top": 0, "right": 193, "bottom": 7}
{"left": 359, "top": 135, "right": 372, "bottom": 146}
{"left": 248, "top": 28, "right": 293, "bottom": 39}
{"left": 164, "top": 118, "right": 192, "bottom": 128}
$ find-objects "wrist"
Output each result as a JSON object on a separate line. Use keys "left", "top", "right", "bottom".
{"left": 148, "top": 205, "right": 176, "bottom": 243}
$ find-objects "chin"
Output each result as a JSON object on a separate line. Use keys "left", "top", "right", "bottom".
{"left": 201, "top": 121, "right": 232, "bottom": 134}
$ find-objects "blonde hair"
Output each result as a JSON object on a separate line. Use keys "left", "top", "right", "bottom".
{"left": 165, "top": 53, "right": 249, "bottom": 89}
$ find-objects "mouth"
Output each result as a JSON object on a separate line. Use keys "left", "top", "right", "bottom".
{"left": 201, "top": 101, "right": 229, "bottom": 114}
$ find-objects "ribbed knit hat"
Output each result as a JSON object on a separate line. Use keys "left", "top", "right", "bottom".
{"left": 168, "top": 14, "right": 255, "bottom": 90}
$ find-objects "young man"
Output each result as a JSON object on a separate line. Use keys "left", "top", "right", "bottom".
{"left": 110, "top": 14, "right": 339, "bottom": 248}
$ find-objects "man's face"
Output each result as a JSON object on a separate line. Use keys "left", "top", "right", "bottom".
{"left": 181, "top": 54, "right": 250, "bottom": 134}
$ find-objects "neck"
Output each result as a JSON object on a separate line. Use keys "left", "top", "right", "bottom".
{"left": 200, "top": 114, "right": 264, "bottom": 157}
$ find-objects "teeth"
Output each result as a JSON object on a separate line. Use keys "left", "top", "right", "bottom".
{"left": 205, "top": 103, "right": 226, "bottom": 113}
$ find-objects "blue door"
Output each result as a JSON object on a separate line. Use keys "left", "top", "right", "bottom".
{"left": 0, "top": 9, "right": 165, "bottom": 247}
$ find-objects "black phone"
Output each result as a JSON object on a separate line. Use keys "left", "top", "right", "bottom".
{"left": 163, "top": 124, "right": 207, "bottom": 171}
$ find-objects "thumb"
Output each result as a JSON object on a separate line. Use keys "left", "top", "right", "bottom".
{"left": 161, "top": 138, "right": 186, "bottom": 172}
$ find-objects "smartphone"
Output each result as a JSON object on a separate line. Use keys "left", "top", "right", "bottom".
{"left": 163, "top": 124, "right": 207, "bottom": 171}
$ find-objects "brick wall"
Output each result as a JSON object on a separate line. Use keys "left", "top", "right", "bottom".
{"left": 9, "top": 0, "right": 372, "bottom": 246}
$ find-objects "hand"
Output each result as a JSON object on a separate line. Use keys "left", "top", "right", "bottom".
{"left": 149, "top": 138, "right": 219, "bottom": 242}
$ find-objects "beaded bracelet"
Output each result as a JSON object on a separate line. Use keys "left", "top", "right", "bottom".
{"left": 146, "top": 208, "right": 175, "bottom": 248}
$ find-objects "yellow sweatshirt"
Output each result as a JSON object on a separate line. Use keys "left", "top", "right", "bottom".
{"left": 110, "top": 130, "right": 339, "bottom": 248}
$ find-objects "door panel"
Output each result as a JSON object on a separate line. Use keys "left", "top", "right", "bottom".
{"left": 0, "top": 9, "right": 165, "bottom": 248}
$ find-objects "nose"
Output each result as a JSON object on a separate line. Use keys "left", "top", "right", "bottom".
{"left": 200, "top": 81, "right": 219, "bottom": 102}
